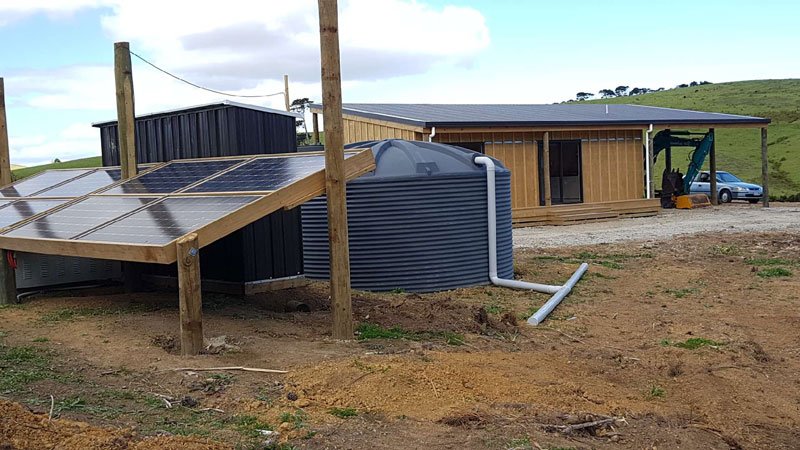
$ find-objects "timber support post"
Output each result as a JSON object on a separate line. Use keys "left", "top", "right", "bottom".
{"left": 0, "top": 77, "right": 11, "bottom": 186}
{"left": 115, "top": 42, "right": 140, "bottom": 291}
{"left": 114, "top": 42, "right": 138, "bottom": 179}
{"left": 542, "top": 131, "right": 551, "bottom": 206}
{"left": 312, "top": 113, "right": 320, "bottom": 144}
{"left": 0, "top": 80, "right": 16, "bottom": 304}
{"left": 177, "top": 233, "right": 203, "bottom": 356}
{"left": 709, "top": 128, "right": 717, "bottom": 205}
{"left": 0, "top": 250, "right": 15, "bottom": 305}
{"left": 284, "top": 74, "right": 291, "bottom": 112}
{"left": 664, "top": 128, "right": 672, "bottom": 173}
{"left": 318, "top": 0, "right": 354, "bottom": 340}
{"left": 761, "top": 127, "right": 769, "bottom": 207}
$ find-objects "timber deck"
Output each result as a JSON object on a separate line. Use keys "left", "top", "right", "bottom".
{"left": 512, "top": 198, "right": 660, "bottom": 227}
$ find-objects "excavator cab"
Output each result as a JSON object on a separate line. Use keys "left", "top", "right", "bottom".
{"left": 654, "top": 130, "right": 713, "bottom": 209}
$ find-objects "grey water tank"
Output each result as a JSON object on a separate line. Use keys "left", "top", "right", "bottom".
{"left": 301, "top": 139, "right": 513, "bottom": 292}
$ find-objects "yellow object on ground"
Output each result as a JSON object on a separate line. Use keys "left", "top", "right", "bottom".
{"left": 675, "top": 194, "right": 711, "bottom": 209}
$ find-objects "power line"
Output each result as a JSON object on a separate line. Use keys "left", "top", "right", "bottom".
{"left": 129, "top": 49, "right": 286, "bottom": 99}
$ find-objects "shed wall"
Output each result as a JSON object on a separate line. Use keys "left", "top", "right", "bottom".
{"left": 342, "top": 114, "right": 423, "bottom": 143}
{"left": 96, "top": 104, "right": 302, "bottom": 283}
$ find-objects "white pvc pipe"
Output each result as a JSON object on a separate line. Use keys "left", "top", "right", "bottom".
{"left": 645, "top": 124, "right": 654, "bottom": 199}
{"left": 528, "top": 262, "right": 589, "bottom": 325}
{"left": 428, "top": 126, "right": 436, "bottom": 142}
{"left": 474, "top": 156, "right": 588, "bottom": 324}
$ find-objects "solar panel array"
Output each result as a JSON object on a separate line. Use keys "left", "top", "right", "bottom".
{"left": 0, "top": 153, "right": 338, "bottom": 251}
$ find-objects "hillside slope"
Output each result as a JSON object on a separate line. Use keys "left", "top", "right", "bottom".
{"left": 586, "top": 79, "right": 800, "bottom": 196}
{"left": 11, "top": 156, "right": 102, "bottom": 181}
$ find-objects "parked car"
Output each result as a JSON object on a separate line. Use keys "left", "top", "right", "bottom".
{"left": 691, "top": 171, "right": 763, "bottom": 203}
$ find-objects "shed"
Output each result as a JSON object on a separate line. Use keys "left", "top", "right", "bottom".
{"left": 93, "top": 101, "right": 306, "bottom": 293}
{"left": 309, "top": 103, "right": 770, "bottom": 226}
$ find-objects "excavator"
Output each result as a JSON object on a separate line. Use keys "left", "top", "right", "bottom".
{"left": 654, "top": 130, "right": 714, "bottom": 209}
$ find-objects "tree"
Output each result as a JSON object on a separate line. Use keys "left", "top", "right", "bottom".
{"left": 677, "top": 83, "right": 689, "bottom": 88}
{"left": 290, "top": 98, "right": 313, "bottom": 145}
{"left": 576, "top": 92, "right": 594, "bottom": 101}
{"left": 629, "top": 87, "right": 652, "bottom": 96}
{"left": 53, "top": 158, "right": 61, "bottom": 163}
{"left": 599, "top": 89, "right": 616, "bottom": 98}
{"left": 614, "top": 85, "right": 629, "bottom": 97}
{"left": 689, "top": 81, "right": 699, "bottom": 87}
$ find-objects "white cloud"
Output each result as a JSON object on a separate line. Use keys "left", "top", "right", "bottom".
{"left": 99, "top": 0, "right": 489, "bottom": 84}
{"left": 9, "top": 123, "right": 99, "bottom": 166}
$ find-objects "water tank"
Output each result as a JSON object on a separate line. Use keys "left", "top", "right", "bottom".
{"left": 301, "top": 139, "right": 513, "bottom": 292}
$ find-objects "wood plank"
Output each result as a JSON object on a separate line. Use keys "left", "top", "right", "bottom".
{"left": 542, "top": 132, "right": 551, "bottom": 206}
{"left": 312, "top": 112, "right": 320, "bottom": 144}
{"left": 0, "top": 235, "right": 172, "bottom": 263}
{"left": 177, "top": 233, "right": 203, "bottom": 356}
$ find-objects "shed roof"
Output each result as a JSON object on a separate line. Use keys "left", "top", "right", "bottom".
{"left": 311, "top": 103, "right": 769, "bottom": 128}
{"left": 93, "top": 100, "right": 301, "bottom": 127}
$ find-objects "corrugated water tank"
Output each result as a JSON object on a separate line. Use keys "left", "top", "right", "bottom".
{"left": 301, "top": 139, "right": 513, "bottom": 292}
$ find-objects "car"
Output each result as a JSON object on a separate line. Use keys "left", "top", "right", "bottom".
{"left": 691, "top": 171, "right": 763, "bottom": 203}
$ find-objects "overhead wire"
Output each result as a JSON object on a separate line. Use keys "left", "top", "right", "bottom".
{"left": 128, "top": 49, "right": 286, "bottom": 99}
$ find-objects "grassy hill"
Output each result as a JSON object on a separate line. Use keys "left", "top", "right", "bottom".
{"left": 11, "top": 156, "right": 102, "bottom": 181}
{"left": 586, "top": 79, "right": 800, "bottom": 197}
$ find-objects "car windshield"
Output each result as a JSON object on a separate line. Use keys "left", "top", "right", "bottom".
{"left": 717, "top": 173, "right": 742, "bottom": 183}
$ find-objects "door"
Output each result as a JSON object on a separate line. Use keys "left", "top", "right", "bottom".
{"left": 539, "top": 140, "right": 583, "bottom": 205}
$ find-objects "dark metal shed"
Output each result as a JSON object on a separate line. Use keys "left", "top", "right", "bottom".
{"left": 92, "top": 101, "right": 305, "bottom": 292}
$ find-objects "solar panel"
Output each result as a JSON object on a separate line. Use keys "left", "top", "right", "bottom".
{"left": 34, "top": 169, "right": 122, "bottom": 197}
{"left": 0, "top": 199, "right": 70, "bottom": 228}
{"left": 102, "top": 160, "right": 244, "bottom": 195}
{"left": 6, "top": 196, "right": 157, "bottom": 240}
{"left": 186, "top": 155, "right": 335, "bottom": 193}
{"left": 80, "top": 196, "right": 259, "bottom": 245}
{"left": 0, "top": 170, "right": 92, "bottom": 198}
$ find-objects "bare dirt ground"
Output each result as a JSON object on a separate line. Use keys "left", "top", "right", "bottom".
{"left": 514, "top": 202, "right": 800, "bottom": 248}
{"left": 2, "top": 229, "right": 800, "bottom": 449}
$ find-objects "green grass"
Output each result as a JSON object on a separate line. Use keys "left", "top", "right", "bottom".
{"left": 586, "top": 79, "right": 800, "bottom": 196}
{"left": 39, "top": 305, "right": 154, "bottom": 323}
{"left": 757, "top": 267, "right": 793, "bottom": 278}
{"left": 279, "top": 410, "right": 308, "bottom": 429}
{"left": 12, "top": 156, "right": 102, "bottom": 181}
{"left": 329, "top": 407, "right": 358, "bottom": 419}
{"left": 0, "top": 344, "right": 68, "bottom": 393}
{"left": 667, "top": 337, "right": 724, "bottom": 350}
{"left": 647, "top": 385, "right": 666, "bottom": 399}
{"left": 664, "top": 287, "right": 699, "bottom": 299}
{"left": 747, "top": 257, "right": 798, "bottom": 266}
{"left": 355, "top": 323, "right": 464, "bottom": 346}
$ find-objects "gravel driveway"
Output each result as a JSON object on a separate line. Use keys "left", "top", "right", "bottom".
{"left": 513, "top": 203, "right": 800, "bottom": 249}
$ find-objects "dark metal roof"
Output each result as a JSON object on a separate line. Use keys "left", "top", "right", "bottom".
{"left": 311, "top": 103, "right": 769, "bottom": 128}
{"left": 92, "top": 100, "right": 301, "bottom": 127}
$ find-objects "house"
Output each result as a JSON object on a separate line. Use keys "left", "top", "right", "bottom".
{"left": 309, "top": 103, "right": 769, "bottom": 226}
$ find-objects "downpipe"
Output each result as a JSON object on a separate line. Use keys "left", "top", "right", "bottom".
{"left": 645, "top": 124, "right": 654, "bottom": 199}
{"left": 474, "top": 156, "right": 589, "bottom": 325}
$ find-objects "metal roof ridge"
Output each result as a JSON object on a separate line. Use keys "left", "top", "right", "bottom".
{"left": 92, "top": 100, "right": 302, "bottom": 127}
{"left": 624, "top": 103, "right": 769, "bottom": 121}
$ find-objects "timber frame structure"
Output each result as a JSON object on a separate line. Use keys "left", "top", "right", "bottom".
{"left": 0, "top": 149, "right": 375, "bottom": 354}
{"left": 310, "top": 103, "right": 771, "bottom": 226}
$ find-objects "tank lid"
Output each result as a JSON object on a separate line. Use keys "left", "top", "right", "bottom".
{"left": 345, "top": 139, "right": 507, "bottom": 179}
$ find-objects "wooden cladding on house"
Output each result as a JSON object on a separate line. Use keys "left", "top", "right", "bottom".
{"left": 436, "top": 130, "right": 644, "bottom": 209}
{"left": 342, "top": 115, "right": 423, "bottom": 143}
{"left": 552, "top": 130, "right": 644, "bottom": 204}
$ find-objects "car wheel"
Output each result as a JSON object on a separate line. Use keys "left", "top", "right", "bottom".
{"left": 719, "top": 189, "right": 732, "bottom": 203}
{"left": 748, "top": 199, "right": 760, "bottom": 204}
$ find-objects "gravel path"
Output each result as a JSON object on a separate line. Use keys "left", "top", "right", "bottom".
{"left": 513, "top": 203, "right": 800, "bottom": 249}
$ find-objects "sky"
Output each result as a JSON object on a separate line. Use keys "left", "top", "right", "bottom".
{"left": 1, "top": 0, "right": 798, "bottom": 166}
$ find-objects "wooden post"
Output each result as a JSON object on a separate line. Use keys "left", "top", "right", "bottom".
{"left": 664, "top": 129, "right": 672, "bottom": 174}
{"left": 761, "top": 127, "right": 769, "bottom": 208}
{"left": 318, "top": 0, "right": 353, "bottom": 340}
{"left": 312, "top": 112, "right": 320, "bottom": 144}
{"left": 177, "top": 233, "right": 203, "bottom": 356}
{"left": 114, "top": 42, "right": 137, "bottom": 179}
{"left": 542, "top": 132, "right": 552, "bottom": 206}
{"left": 0, "top": 250, "right": 15, "bottom": 305}
{"left": 0, "top": 78, "right": 12, "bottom": 186}
{"left": 709, "top": 128, "right": 718, "bottom": 205}
{"left": 284, "top": 74, "right": 291, "bottom": 112}
{"left": 646, "top": 130, "right": 655, "bottom": 199}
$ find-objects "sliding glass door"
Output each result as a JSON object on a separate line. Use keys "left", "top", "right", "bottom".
{"left": 539, "top": 140, "right": 583, "bottom": 205}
